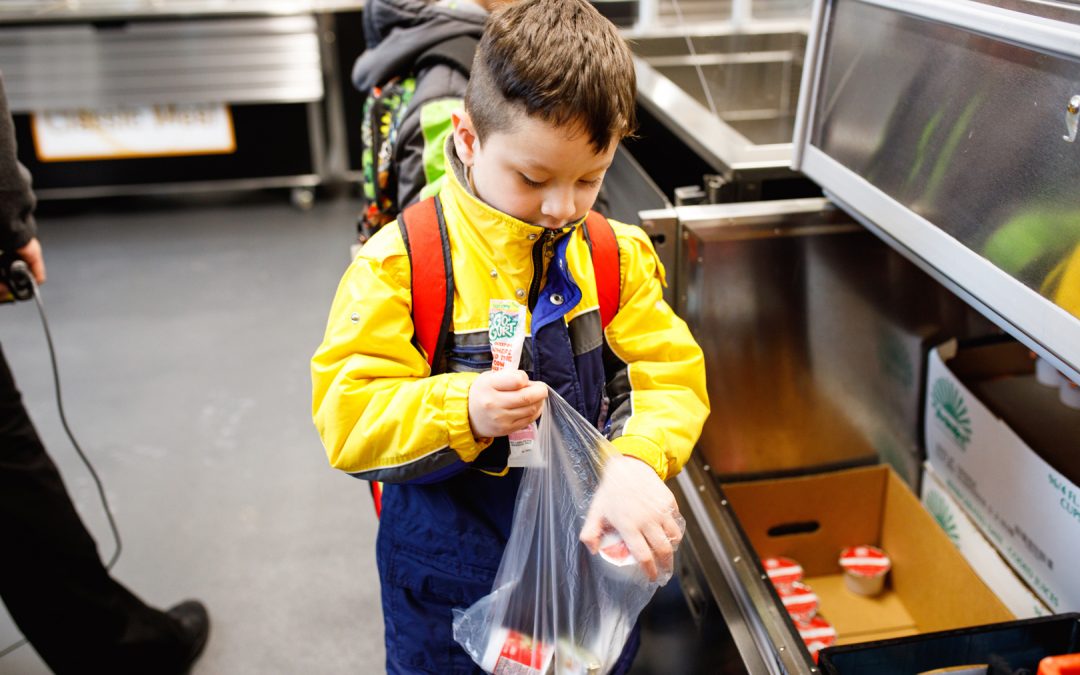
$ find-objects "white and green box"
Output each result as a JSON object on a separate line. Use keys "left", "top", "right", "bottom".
{"left": 925, "top": 340, "right": 1080, "bottom": 612}
{"left": 921, "top": 463, "right": 1051, "bottom": 619}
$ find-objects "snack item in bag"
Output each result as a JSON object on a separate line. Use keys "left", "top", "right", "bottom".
{"left": 597, "top": 531, "right": 636, "bottom": 567}
{"left": 480, "top": 627, "right": 553, "bottom": 674}
{"left": 489, "top": 299, "right": 538, "bottom": 466}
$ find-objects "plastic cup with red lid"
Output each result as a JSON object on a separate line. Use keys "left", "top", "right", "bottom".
{"left": 794, "top": 615, "right": 837, "bottom": 663}
{"left": 763, "top": 556, "right": 804, "bottom": 590}
{"left": 839, "top": 545, "right": 891, "bottom": 596}
{"left": 778, "top": 580, "right": 819, "bottom": 622}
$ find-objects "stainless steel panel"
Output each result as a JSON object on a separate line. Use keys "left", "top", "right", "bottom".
{"left": 672, "top": 464, "right": 811, "bottom": 674}
{"left": 677, "top": 198, "right": 995, "bottom": 480}
{"left": 0, "top": 16, "right": 323, "bottom": 110}
{"left": 674, "top": 197, "right": 999, "bottom": 670}
{"left": 632, "top": 27, "right": 806, "bottom": 174}
{"left": 794, "top": 0, "right": 1080, "bottom": 383}
{"left": 972, "top": 0, "right": 1080, "bottom": 25}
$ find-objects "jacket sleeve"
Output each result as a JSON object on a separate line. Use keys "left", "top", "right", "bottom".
{"left": 603, "top": 223, "right": 710, "bottom": 481}
{"left": 0, "top": 72, "right": 37, "bottom": 252}
{"left": 311, "top": 226, "right": 490, "bottom": 483}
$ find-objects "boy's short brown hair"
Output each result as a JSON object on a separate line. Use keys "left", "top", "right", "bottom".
{"left": 465, "top": 0, "right": 636, "bottom": 154}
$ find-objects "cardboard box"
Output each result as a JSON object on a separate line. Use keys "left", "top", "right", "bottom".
{"left": 925, "top": 340, "right": 1080, "bottom": 612}
{"left": 920, "top": 463, "right": 1052, "bottom": 619}
{"left": 722, "top": 465, "right": 1013, "bottom": 648}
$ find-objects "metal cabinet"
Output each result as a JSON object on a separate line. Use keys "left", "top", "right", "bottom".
{"left": 0, "top": 0, "right": 363, "bottom": 202}
{"left": 631, "top": 1, "right": 1080, "bottom": 672}
{"left": 793, "top": 0, "right": 1080, "bottom": 383}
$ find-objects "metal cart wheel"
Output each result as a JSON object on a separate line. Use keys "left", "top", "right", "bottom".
{"left": 291, "top": 187, "right": 316, "bottom": 211}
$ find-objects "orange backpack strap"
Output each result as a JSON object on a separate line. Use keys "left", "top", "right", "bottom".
{"left": 369, "top": 197, "right": 451, "bottom": 520}
{"left": 584, "top": 210, "right": 620, "bottom": 329}
{"left": 398, "top": 196, "right": 454, "bottom": 370}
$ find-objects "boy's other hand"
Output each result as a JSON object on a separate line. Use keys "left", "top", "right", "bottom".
{"left": 579, "top": 456, "right": 684, "bottom": 582}
{"left": 467, "top": 370, "right": 548, "bottom": 439}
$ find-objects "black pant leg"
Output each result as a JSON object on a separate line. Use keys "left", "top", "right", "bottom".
{"left": 0, "top": 342, "right": 187, "bottom": 674}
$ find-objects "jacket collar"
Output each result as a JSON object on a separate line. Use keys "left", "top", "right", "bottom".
{"left": 442, "top": 139, "right": 583, "bottom": 243}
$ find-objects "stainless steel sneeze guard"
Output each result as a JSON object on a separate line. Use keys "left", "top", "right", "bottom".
{"left": 631, "top": 25, "right": 808, "bottom": 178}
{"left": 792, "top": 0, "right": 1080, "bottom": 383}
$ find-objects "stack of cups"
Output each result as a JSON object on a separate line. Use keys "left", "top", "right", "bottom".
{"left": 762, "top": 556, "right": 836, "bottom": 662}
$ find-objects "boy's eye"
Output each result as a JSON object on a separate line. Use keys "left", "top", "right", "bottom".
{"left": 580, "top": 177, "right": 603, "bottom": 188}
{"left": 519, "top": 173, "right": 544, "bottom": 188}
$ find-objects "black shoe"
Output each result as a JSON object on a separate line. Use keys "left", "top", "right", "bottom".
{"left": 167, "top": 600, "right": 209, "bottom": 673}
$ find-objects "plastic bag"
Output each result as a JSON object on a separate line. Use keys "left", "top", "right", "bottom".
{"left": 453, "top": 388, "right": 684, "bottom": 674}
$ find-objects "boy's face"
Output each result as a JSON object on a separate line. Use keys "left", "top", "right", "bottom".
{"left": 452, "top": 110, "right": 617, "bottom": 230}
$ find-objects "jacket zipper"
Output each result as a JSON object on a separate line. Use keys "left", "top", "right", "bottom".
{"left": 527, "top": 230, "right": 554, "bottom": 312}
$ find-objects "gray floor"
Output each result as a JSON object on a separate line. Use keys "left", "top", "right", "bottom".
{"left": 0, "top": 191, "right": 383, "bottom": 674}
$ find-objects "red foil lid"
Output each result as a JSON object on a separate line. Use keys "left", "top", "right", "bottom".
{"left": 763, "top": 556, "right": 804, "bottom": 587}
{"left": 839, "top": 545, "right": 891, "bottom": 577}
{"left": 795, "top": 615, "right": 837, "bottom": 658}
{"left": 778, "top": 580, "right": 819, "bottom": 618}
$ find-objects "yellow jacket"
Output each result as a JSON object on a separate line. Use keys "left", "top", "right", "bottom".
{"left": 312, "top": 166, "right": 709, "bottom": 483}
{"left": 1049, "top": 244, "right": 1080, "bottom": 319}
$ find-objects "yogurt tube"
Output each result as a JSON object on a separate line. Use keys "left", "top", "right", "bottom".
{"left": 489, "top": 299, "right": 539, "bottom": 467}
{"left": 839, "top": 545, "right": 891, "bottom": 596}
{"left": 794, "top": 615, "right": 837, "bottom": 663}
{"left": 762, "top": 556, "right": 804, "bottom": 590}
{"left": 778, "top": 580, "right": 819, "bottom": 622}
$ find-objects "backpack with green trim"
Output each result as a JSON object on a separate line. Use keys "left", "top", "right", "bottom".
{"left": 358, "top": 35, "right": 479, "bottom": 242}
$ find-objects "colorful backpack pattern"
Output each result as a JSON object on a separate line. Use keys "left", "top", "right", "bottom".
{"left": 357, "top": 35, "right": 480, "bottom": 243}
{"left": 360, "top": 77, "right": 417, "bottom": 237}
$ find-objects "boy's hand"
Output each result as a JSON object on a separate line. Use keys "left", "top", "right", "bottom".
{"left": 467, "top": 370, "right": 548, "bottom": 439}
{"left": 580, "top": 455, "right": 684, "bottom": 582}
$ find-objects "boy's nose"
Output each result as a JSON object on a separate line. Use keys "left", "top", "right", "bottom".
{"left": 540, "top": 187, "right": 576, "bottom": 228}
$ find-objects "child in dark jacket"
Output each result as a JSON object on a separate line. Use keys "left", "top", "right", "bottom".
{"left": 352, "top": 0, "right": 501, "bottom": 250}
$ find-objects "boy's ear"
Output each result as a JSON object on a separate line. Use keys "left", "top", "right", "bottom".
{"left": 452, "top": 109, "right": 478, "bottom": 167}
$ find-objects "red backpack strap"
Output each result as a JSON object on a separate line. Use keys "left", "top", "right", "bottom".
{"left": 584, "top": 210, "right": 620, "bottom": 329}
{"left": 372, "top": 197, "right": 452, "bottom": 520}
{"left": 398, "top": 196, "right": 454, "bottom": 371}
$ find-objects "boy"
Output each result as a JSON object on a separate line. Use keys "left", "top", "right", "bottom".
{"left": 312, "top": 0, "right": 709, "bottom": 672}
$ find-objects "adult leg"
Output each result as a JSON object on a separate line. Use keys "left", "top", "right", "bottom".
{"left": 0, "top": 343, "right": 193, "bottom": 674}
